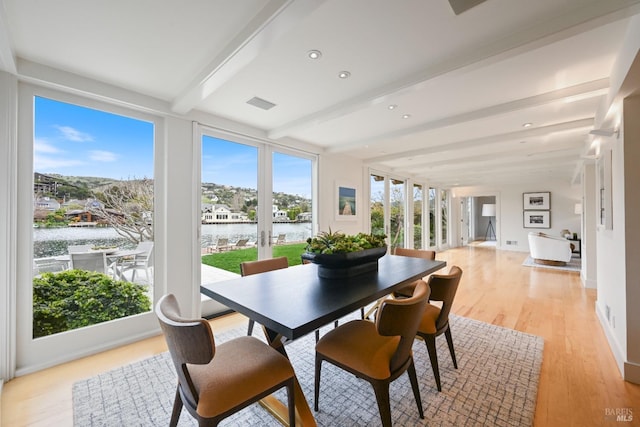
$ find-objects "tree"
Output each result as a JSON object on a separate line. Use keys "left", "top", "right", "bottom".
{"left": 89, "top": 178, "right": 153, "bottom": 244}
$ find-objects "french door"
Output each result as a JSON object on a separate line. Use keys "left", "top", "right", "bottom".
{"left": 200, "top": 127, "right": 315, "bottom": 262}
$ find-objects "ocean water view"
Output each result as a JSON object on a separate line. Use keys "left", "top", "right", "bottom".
{"left": 34, "top": 222, "right": 313, "bottom": 258}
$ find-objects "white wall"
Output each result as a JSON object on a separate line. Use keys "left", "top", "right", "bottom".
{"left": 593, "top": 14, "right": 640, "bottom": 383}
{"left": 455, "top": 180, "right": 581, "bottom": 252}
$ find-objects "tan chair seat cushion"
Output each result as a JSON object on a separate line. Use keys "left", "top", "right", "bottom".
{"left": 316, "top": 320, "right": 400, "bottom": 380}
{"left": 418, "top": 303, "right": 441, "bottom": 334}
{"left": 188, "top": 336, "right": 294, "bottom": 418}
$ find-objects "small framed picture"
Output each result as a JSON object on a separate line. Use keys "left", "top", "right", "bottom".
{"left": 524, "top": 211, "right": 550, "bottom": 228}
{"left": 336, "top": 183, "right": 357, "bottom": 221}
{"left": 523, "top": 192, "right": 550, "bottom": 210}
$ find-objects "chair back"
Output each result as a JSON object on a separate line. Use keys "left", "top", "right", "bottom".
{"left": 156, "top": 294, "right": 215, "bottom": 408}
{"left": 240, "top": 256, "right": 288, "bottom": 276}
{"left": 70, "top": 252, "right": 107, "bottom": 273}
{"left": 135, "top": 241, "right": 154, "bottom": 265}
{"left": 427, "top": 266, "right": 463, "bottom": 331}
{"left": 235, "top": 238, "right": 249, "bottom": 248}
{"left": 393, "top": 247, "right": 436, "bottom": 260}
{"left": 68, "top": 244, "right": 92, "bottom": 253}
{"left": 376, "top": 280, "right": 430, "bottom": 372}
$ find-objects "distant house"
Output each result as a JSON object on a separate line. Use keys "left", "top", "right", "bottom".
{"left": 33, "top": 197, "right": 60, "bottom": 211}
{"left": 272, "top": 205, "right": 289, "bottom": 222}
{"left": 297, "top": 212, "right": 312, "bottom": 222}
{"left": 201, "top": 204, "right": 248, "bottom": 223}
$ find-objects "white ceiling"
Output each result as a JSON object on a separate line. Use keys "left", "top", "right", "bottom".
{"left": 3, "top": 0, "right": 640, "bottom": 187}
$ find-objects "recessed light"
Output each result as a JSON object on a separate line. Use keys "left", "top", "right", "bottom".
{"left": 307, "top": 50, "right": 322, "bottom": 60}
{"left": 402, "top": 114, "right": 411, "bottom": 119}
{"left": 338, "top": 71, "right": 351, "bottom": 79}
{"left": 523, "top": 122, "right": 532, "bottom": 128}
{"left": 388, "top": 104, "right": 397, "bottom": 110}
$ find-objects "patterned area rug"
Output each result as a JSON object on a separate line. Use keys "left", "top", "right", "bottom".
{"left": 522, "top": 255, "right": 581, "bottom": 272}
{"left": 73, "top": 315, "right": 543, "bottom": 426}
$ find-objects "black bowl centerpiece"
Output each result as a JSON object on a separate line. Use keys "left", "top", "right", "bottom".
{"left": 302, "top": 229, "right": 387, "bottom": 278}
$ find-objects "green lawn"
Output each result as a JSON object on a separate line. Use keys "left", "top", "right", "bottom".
{"left": 201, "top": 243, "right": 307, "bottom": 274}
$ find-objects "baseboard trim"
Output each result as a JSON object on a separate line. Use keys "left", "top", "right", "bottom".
{"left": 596, "top": 300, "right": 626, "bottom": 377}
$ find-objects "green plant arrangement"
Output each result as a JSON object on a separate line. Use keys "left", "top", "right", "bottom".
{"left": 304, "top": 229, "right": 387, "bottom": 278}
{"left": 33, "top": 270, "right": 151, "bottom": 338}
{"left": 305, "top": 229, "right": 387, "bottom": 254}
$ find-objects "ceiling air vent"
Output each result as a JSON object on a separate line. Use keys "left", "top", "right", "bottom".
{"left": 448, "top": 0, "right": 487, "bottom": 15}
{"left": 247, "top": 96, "right": 276, "bottom": 111}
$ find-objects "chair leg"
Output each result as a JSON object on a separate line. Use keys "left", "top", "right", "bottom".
{"left": 170, "top": 386, "right": 183, "bottom": 427}
{"left": 247, "top": 319, "right": 255, "bottom": 336}
{"left": 371, "top": 381, "right": 392, "bottom": 427}
{"left": 315, "top": 329, "right": 320, "bottom": 343}
{"left": 424, "top": 334, "right": 442, "bottom": 391}
{"left": 444, "top": 327, "right": 458, "bottom": 369}
{"left": 406, "top": 360, "right": 424, "bottom": 419}
{"left": 360, "top": 307, "right": 365, "bottom": 319}
{"left": 286, "top": 378, "right": 296, "bottom": 427}
{"left": 314, "top": 356, "right": 322, "bottom": 411}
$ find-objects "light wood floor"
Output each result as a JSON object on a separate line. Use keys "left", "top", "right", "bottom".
{"left": 2, "top": 246, "right": 639, "bottom": 426}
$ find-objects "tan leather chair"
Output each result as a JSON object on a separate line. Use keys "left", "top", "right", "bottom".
{"left": 314, "top": 280, "right": 430, "bottom": 427}
{"left": 417, "top": 266, "right": 463, "bottom": 391}
{"left": 240, "top": 257, "right": 289, "bottom": 336}
{"left": 392, "top": 248, "right": 436, "bottom": 298}
{"left": 156, "top": 294, "right": 296, "bottom": 427}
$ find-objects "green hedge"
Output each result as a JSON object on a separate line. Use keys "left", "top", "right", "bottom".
{"left": 33, "top": 270, "right": 151, "bottom": 338}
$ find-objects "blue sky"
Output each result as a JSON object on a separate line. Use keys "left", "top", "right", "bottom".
{"left": 34, "top": 96, "right": 154, "bottom": 179}
{"left": 35, "top": 96, "right": 311, "bottom": 198}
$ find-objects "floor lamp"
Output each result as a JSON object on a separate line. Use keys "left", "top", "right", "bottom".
{"left": 482, "top": 203, "right": 496, "bottom": 241}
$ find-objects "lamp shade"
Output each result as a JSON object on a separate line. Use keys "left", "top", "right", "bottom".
{"left": 482, "top": 204, "right": 496, "bottom": 217}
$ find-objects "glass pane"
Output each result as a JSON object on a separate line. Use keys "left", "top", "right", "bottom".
{"left": 201, "top": 136, "right": 258, "bottom": 274}
{"left": 429, "top": 187, "right": 437, "bottom": 247}
{"left": 272, "top": 151, "right": 313, "bottom": 250}
{"left": 441, "top": 189, "right": 448, "bottom": 245}
{"left": 370, "top": 174, "right": 385, "bottom": 236}
{"left": 389, "top": 179, "right": 405, "bottom": 250}
{"left": 413, "top": 183, "right": 423, "bottom": 249}
{"left": 33, "top": 96, "right": 154, "bottom": 338}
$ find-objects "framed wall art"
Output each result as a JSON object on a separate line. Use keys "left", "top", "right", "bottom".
{"left": 523, "top": 192, "right": 550, "bottom": 210}
{"left": 336, "top": 183, "right": 357, "bottom": 221}
{"left": 524, "top": 210, "right": 550, "bottom": 229}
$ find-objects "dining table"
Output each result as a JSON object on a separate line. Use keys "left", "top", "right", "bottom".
{"left": 200, "top": 253, "right": 446, "bottom": 426}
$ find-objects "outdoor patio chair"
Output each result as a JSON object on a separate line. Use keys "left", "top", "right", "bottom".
{"left": 214, "top": 238, "right": 230, "bottom": 252}
{"left": 118, "top": 241, "right": 154, "bottom": 283}
{"left": 231, "top": 238, "right": 249, "bottom": 250}
{"left": 70, "top": 252, "right": 108, "bottom": 274}
{"left": 275, "top": 233, "right": 286, "bottom": 245}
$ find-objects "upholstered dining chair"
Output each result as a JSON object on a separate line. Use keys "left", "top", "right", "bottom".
{"left": 416, "top": 265, "right": 463, "bottom": 392}
{"left": 392, "top": 248, "right": 437, "bottom": 298}
{"left": 240, "top": 256, "right": 289, "bottom": 336}
{"left": 156, "top": 294, "right": 296, "bottom": 427}
{"left": 314, "top": 280, "right": 430, "bottom": 427}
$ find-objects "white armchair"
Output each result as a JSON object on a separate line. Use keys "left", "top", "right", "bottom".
{"left": 527, "top": 232, "right": 572, "bottom": 265}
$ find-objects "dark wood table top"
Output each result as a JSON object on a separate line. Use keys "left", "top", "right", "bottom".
{"left": 200, "top": 254, "right": 446, "bottom": 341}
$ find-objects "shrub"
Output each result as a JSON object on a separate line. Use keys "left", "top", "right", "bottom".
{"left": 33, "top": 269, "right": 151, "bottom": 338}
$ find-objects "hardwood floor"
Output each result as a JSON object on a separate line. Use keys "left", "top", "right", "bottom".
{"left": 2, "top": 246, "right": 639, "bottom": 426}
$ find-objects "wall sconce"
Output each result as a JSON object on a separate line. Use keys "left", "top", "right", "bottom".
{"left": 574, "top": 203, "right": 582, "bottom": 215}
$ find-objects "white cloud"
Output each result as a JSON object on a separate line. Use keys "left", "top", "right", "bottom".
{"left": 34, "top": 138, "right": 60, "bottom": 154}
{"left": 34, "top": 155, "right": 84, "bottom": 170}
{"left": 55, "top": 125, "right": 94, "bottom": 142}
{"left": 89, "top": 150, "right": 117, "bottom": 162}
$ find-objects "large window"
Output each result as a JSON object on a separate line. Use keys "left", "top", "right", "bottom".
{"left": 413, "top": 183, "right": 424, "bottom": 249}
{"left": 429, "top": 187, "right": 437, "bottom": 247}
{"left": 31, "top": 96, "right": 155, "bottom": 338}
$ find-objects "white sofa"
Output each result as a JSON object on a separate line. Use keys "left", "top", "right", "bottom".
{"left": 527, "top": 232, "right": 572, "bottom": 265}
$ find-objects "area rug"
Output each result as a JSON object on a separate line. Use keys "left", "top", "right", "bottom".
{"left": 522, "top": 255, "right": 581, "bottom": 272}
{"left": 73, "top": 315, "right": 543, "bottom": 426}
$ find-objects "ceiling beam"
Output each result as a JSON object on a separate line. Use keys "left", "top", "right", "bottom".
{"left": 326, "top": 79, "right": 608, "bottom": 154}
{"left": 364, "top": 118, "right": 593, "bottom": 163}
{"left": 171, "top": 0, "right": 326, "bottom": 114}
{"left": 268, "top": 1, "right": 640, "bottom": 140}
